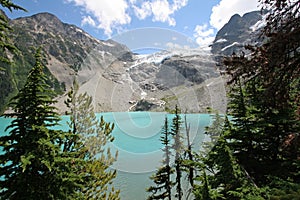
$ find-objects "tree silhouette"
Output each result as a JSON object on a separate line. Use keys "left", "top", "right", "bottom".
{"left": 64, "top": 79, "right": 119, "bottom": 199}
{"left": 147, "top": 116, "right": 174, "bottom": 200}
{"left": 0, "top": 49, "right": 81, "bottom": 199}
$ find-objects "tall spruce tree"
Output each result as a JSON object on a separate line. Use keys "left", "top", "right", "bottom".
{"left": 64, "top": 79, "right": 119, "bottom": 200}
{"left": 203, "top": 111, "right": 225, "bottom": 152}
{"left": 0, "top": 49, "right": 81, "bottom": 199}
{"left": 183, "top": 114, "right": 194, "bottom": 188}
{"left": 213, "top": 0, "right": 300, "bottom": 198}
{"left": 206, "top": 136, "right": 267, "bottom": 199}
{"left": 223, "top": 0, "right": 300, "bottom": 185}
{"left": 224, "top": 77, "right": 268, "bottom": 182}
{"left": 170, "top": 105, "right": 183, "bottom": 200}
{"left": 192, "top": 114, "right": 226, "bottom": 200}
{"left": 147, "top": 116, "right": 174, "bottom": 200}
{"left": 193, "top": 115, "right": 268, "bottom": 199}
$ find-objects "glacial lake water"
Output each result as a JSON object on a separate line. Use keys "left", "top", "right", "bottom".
{"left": 0, "top": 112, "right": 212, "bottom": 200}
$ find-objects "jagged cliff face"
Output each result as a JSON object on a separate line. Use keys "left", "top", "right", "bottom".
{"left": 0, "top": 10, "right": 264, "bottom": 113}
{"left": 9, "top": 13, "right": 133, "bottom": 89}
{"left": 71, "top": 48, "right": 225, "bottom": 113}
{"left": 211, "top": 10, "right": 265, "bottom": 60}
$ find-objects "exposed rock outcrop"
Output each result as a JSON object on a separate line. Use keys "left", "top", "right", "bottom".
{"left": 1, "top": 10, "right": 265, "bottom": 114}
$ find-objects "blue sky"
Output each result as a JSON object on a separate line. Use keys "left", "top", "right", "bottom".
{"left": 4, "top": 0, "right": 260, "bottom": 50}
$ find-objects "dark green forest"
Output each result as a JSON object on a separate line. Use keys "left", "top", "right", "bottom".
{"left": 146, "top": 0, "right": 300, "bottom": 199}
{"left": 0, "top": 0, "right": 299, "bottom": 199}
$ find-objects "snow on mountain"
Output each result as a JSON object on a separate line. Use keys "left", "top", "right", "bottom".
{"left": 221, "top": 42, "right": 240, "bottom": 51}
{"left": 215, "top": 38, "right": 227, "bottom": 43}
{"left": 133, "top": 51, "right": 173, "bottom": 65}
{"left": 250, "top": 15, "right": 267, "bottom": 32}
{"left": 3, "top": 11, "right": 228, "bottom": 114}
{"left": 211, "top": 10, "right": 264, "bottom": 58}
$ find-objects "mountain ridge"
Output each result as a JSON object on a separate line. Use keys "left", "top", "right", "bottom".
{"left": 0, "top": 10, "right": 264, "bottom": 113}
{"left": 211, "top": 10, "right": 265, "bottom": 60}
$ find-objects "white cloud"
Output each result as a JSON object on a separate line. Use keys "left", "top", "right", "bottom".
{"left": 172, "top": 0, "right": 188, "bottom": 9}
{"left": 81, "top": 15, "right": 96, "bottom": 27}
{"left": 195, "top": 36, "right": 215, "bottom": 47}
{"left": 132, "top": 0, "right": 188, "bottom": 26}
{"left": 193, "top": 24, "right": 215, "bottom": 47}
{"left": 194, "top": 24, "right": 214, "bottom": 38}
{"left": 193, "top": 0, "right": 260, "bottom": 47}
{"left": 151, "top": 0, "right": 175, "bottom": 25}
{"left": 66, "top": 0, "right": 131, "bottom": 36}
{"left": 66, "top": 0, "right": 188, "bottom": 36}
{"left": 210, "top": 0, "right": 260, "bottom": 30}
{"left": 132, "top": 2, "right": 152, "bottom": 20}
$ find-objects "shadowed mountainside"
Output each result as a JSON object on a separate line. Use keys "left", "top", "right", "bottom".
{"left": 0, "top": 10, "right": 264, "bottom": 113}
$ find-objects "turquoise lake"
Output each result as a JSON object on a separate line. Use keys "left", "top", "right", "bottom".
{"left": 0, "top": 112, "right": 212, "bottom": 200}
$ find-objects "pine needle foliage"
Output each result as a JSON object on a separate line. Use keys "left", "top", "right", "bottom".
{"left": 0, "top": 49, "right": 80, "bottom": 199}
{"left": 223, "top": 0, "right": 300, "bottom": 185}
{"left": 170, "top": 105, "right": 184, "bottom": 200}
{"left": 64, "top": 79, "right": 119, "bottom": 200}
{"left": 0, "top": 0, "right": 26, "bottom": 67}
{"left": 147, "top": 116, "right": 174, "bottom": 200}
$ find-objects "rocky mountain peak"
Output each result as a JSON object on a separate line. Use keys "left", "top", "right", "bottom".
{"left": 31, "top": 12, "right": 63, "bottom": 26}
{"left": 14, "top": 12, "right": 65, "bottom": 34}
{"left": 9, "top": 12, "right": 108, "bottom": 78}
{"left": 3, "top": 10, "right": 265, "bottom": 113}
{"left": 211, "top": 10, "right": 264, "bottom": 58}
{"left": 12, "top": 12, "right": 100, "bottom": 44}
{"left": 1, "top": 12, "right": 134, "bottom": 111}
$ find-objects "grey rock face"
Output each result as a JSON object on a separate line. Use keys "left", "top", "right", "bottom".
{"left": 5, "top": 10, "right": 267, "bottom": 113}
{"left": 155, "top": 54, "right": 218, "bottom": 88}
{"left": 211, "top": 10, "right": 264, "bottom": 59}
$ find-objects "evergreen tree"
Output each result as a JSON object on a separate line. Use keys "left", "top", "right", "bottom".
{"left": 192, "top": 114, "right": 227, "bottom": 200}
{"left": 170, "top": 105, "right": 183, "bottom": 200}
{"left": 223, "top": 0, "right": 300, "bottom": 184}
{"left": 193, "top": 170, "right": 213, "bottom": 200}
{"left": 224, "top": 77, "right": 269, "bottom": 182}
{"left": 0, "top": 49, "right": 81, "bottom": 199}
{"left": 0, "top": 1, "right": 26, "bottom": 113}
{"left": 203, "top": 111, "right": 225, "bottom": 152}
{"left": 200, "top": 170, "right": 210, "bottom": 200}
{"left": 200, "top": 117, "right": 267, "bottom": 199}
{"left": 0, "top": 0, "right": 25, "bottom": 66}
{"left": 147, "top": 116, "right": 174, "bottom": 200}
{"left": 64, "top": 79, "right": 120, "bottom": 200}
{"left": 210, "top": 0, "right": 300, "bottom": 197}
{"left": 183, "top": 114, "right": 194, "bottom": 188}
